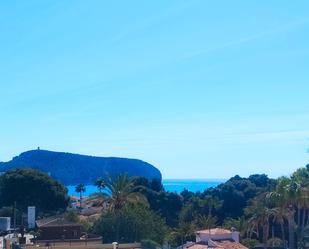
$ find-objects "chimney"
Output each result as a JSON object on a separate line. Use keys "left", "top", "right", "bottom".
{"left": 230, "top": 227, "right": 239, "bottom": 242}
{"left": 112, "top": 242, "right": 119, "bottom": 249}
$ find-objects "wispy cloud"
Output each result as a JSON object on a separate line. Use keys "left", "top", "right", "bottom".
{"left": 110, "top": 1, "right": 194, "bottom": 43}
{"left": 183, "top": 17, "right": 309, "bottom": 59}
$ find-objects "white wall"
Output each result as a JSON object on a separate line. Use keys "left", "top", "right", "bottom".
{"left": 196, "top": 231, "right": 239, "bottom": 243}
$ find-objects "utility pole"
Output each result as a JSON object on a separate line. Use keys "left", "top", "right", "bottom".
{"left": 13, "top": 201, "right": 17, "bottom": 236}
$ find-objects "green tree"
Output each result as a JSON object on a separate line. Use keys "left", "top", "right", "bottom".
{"left": 64, "top": 209, "right": 79, "bottom": 222}
{"left": 202, "top": 195, "right": 222, "bottom": 217}
{"left": 171, "top": 222, "right": 195, "bottom": 248}
{"left": 94, "top": 204, "right": 167, "bottom": 243}
{"left": 75, "top": 183, "right": 86, "bottom": 208}
{"left": 134, "top": 177, "right": 183, "bottom": 227}
{"left": 94, "top": 177, "right": 106, "bottom": 193}
{"left": 275, "top": 176, "right": 300, "bottom": 249}
{"left": 241, "top": 238, "right": 260, "bottom": 249}
{"left": 195, "top": 215, "right": 217, "bottom": 230}
{"left": 93, "top": 174, "right": 149, "bottom": 240}
{"left": 223, "top": 217, "right": 248, "bottom": 238}
{"left": 0, "top": 168, "right": 69, "bottom": 212}
{"left": 291, "top": 167, "right": 309, "bottom": 239}
{"left": 271, "top": 206, "right": 287, "bottom": 246}
{"left": 246, "top": 197, "right": 275, "bottom": 249}
{"left": 104, "top": 174, "right": 148, "bottom": 212}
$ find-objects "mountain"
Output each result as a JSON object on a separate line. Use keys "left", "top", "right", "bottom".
{"left": 0, "top": 149, "right": 162, "bottom": 185}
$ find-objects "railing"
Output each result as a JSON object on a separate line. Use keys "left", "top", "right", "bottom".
{"left": 22, "top": 241, "right": 142, "bottom": 249}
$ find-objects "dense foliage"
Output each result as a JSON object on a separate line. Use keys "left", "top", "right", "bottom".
{"left": 94, "top": 204, "right": 167, "bottom": 243}
{"left": 109, "top": 166, "right": 308, "bottom": 249}
{"left": 0, "top": 168, "right": 69, "bottom": 213}
{"left": 133, "top": 178, "right": 183, "bottom": 227}
{"left": 0, "top": 149, "right": 161, "bottom": 185}
{"left": 2, "top": 164, "right": 309, "bottom": 249}
{"left": 89, "top": 171, "right": 282, "bottom": 246}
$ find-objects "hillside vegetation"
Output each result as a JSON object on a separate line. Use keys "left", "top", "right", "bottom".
{"left": 0, "top": 149, "right": 162, "bottom": 185}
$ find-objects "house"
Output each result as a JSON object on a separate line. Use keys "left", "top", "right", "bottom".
{"left": 196, "top": 228, "right": 240, "bottom": 243}
{"left": 36, "top": 216, "right": 81, "bottom": 240}
{"left": 184, "top": 228, "right": 248, "bottom": 249}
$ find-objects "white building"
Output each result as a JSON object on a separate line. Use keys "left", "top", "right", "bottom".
{"left": 0, "top": 217, "right": 10, "bottom": 231}
{"left": 183, "top": 228, "right": 248, "bottom": 249}
{"left": 196, "top": 228, "right": 240, "bottom": 243}
{"left": 27, "top": 206, "right": 36, "bottom": 229}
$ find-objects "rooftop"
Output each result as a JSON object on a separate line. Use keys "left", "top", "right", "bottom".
{"left": 36, "top": 216, "right": 80, "bottom": 228}
{"left": 187, "top": 240, "right": 247, "bottom": 249}
{"left": 196, "top": 228, "right": 233, "bottom": 235}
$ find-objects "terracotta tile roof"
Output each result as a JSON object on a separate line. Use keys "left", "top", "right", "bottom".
{"left": 216, "top": 240, "right": 248, "bottom": 249}
{"left": 186, "top": 240, "right": 248, "bottom": 249}
{"left": 196, "top": 228, "right": 232, "bottom": 235}
{"left": 36, "top": 216, "right": 80, "bottom": 228}
{"left": 187, "top": 244, "right": 212, "bottom": 249}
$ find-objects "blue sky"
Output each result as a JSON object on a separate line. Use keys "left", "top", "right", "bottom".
{"left": 1, "top": 0, "right": 309, "bottom": 179}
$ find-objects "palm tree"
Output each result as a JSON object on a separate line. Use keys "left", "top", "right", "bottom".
{"left": 275, "top": 176, "right": 300, "bottom": 249}
{"left": 223, "top": 217, "right": 248, "bottom": 238}
{"left": 272, "top": 206, "right": 287, "bottom": 247}
{"left": 104, "top": 174, "right": 148, "bottom": 212}
{"left": 172, "top": 222, "right": 196, "bottom": 248}
{"left": 195, "top": 215, "right": 217, "bottom": 230}
{"left": 251, "top": 210, "right": 272, "bottom": 249}
{"left": 94, "top": 177, "right": 106, "bottom": 193}
{"left": 291, "top": 168, "right": 309, "bottom": 239}
{"left": 266, "top": 192, "right": 287, "bottom": 247}
{"left": 97, "top": 174, "right": 148, "bottom": 241}
{"left": 201, "top": 195, "right": 222, "bottom": 218}
{"left": 246, "top": 198, "right": 274, "bottom": 249}
{"left": 75, "top": 183, "right": 86, "bottom": 209}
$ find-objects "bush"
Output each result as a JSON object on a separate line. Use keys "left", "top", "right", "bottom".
{"left": 241, "top": 238, "right": 260, "bottom": 249}
{"left": 141, "top": 239, "right": 161, "bottom": 249}
{"left": 80, "top": 219, "right": 92, "bottom": 233}
{"left": 94, "top": 204, "right": 167, "bottom": 244}
{"left": 267, "top": 238, "right": 283, "bottom": 247}
{"left": 64, "top": 209, "right": 79, "bottom": 222}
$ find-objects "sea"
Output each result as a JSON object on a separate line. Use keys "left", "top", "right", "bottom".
{"left": 67, "top": 179, "right": 225, "bottom": 196}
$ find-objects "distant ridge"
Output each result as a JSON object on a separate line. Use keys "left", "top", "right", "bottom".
{"left": 0, "top": 149, "right": 162, "bottom": 185}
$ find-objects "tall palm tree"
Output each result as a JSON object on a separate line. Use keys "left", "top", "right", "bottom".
{"left": 251, "top": 209, "right": 273, "bottom": 249}
{"left": 266, "top": 191, "right": 287, "bottom": 247}
{"left": 291, "top": 168, "right": 309, "bottom": 241}
{"left": 272, "top": 206, "right": 287, "bottom": 247}
{"left": 94, "top": 177, "right": 106, "bottom": 193}
{"left": 275, "top": 176, "right": 301, "bottom": 249}
{"left": 75, "top": 183, "right": 86, "bottom": 209}
{"left": 246, "top": 197, "right": 275, "bottom": 249}
{"left": 98, "top": 174, "right": 148, "bottom": 241}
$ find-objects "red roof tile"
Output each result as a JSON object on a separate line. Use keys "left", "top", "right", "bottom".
{"left": 186, "top": 240, "right": 248, "bottom": 249}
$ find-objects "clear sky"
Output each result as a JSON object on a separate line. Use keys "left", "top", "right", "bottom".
{"left": 1, "top": 0, "right": 309, "bottom": 179}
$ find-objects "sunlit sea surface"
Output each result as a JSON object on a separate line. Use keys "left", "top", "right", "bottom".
{"left": 67, "top": 179, "right": 225, "bottom": 196}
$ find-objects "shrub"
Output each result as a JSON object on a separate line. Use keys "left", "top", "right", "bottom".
{"left": 141, "top": 239, "right": 161, "bottom": 249}
{"left": 241, "top": 238, "right": 260, "bottom": 249}
{"left": 267, "top": 238, "right": 283, "bottom": 247}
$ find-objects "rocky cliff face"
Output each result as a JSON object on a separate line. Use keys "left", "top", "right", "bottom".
{"left": 0, "top": 150, "right": 162, "bottom": 185}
